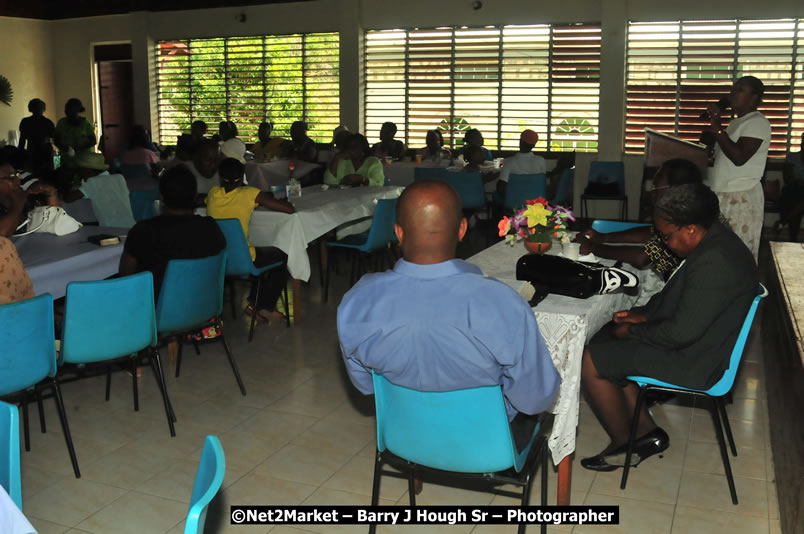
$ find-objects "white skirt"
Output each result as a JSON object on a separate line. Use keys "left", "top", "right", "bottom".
{"left": 715, "top": 183, "right": 764, "bottom": 262}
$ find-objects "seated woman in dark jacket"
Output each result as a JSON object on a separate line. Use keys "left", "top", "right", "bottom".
{"left": 580, "top": 183, "right": 758, "bottom": 471}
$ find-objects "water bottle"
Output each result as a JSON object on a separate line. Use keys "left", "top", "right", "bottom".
{"left": 288, "top": 161, "right": 297, "bottom": 186}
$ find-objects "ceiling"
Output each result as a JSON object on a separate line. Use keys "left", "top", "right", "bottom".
{"left": 0, "top": 0, "right": 305, "bottom": 20}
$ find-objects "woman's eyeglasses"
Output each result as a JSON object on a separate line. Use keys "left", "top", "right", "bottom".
{"left": 649, "top": 185, "right": 671, "bottom": 192}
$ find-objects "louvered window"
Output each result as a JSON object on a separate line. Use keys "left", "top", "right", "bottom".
{"left": 155, "top": 33, "right": 339, "bottom": 145}
{"left": 626, "top": 19, "right": 804, "bottom": 156}
{"left": 364, "top": 24, "right": 601, "bottom": 152}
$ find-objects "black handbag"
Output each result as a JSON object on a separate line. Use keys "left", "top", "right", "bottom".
{"left": 516, "top": 254, "right": 639, "bottom": 300}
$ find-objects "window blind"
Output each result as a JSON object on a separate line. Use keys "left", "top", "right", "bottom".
{"left": 626, "top": 19, "right": 804, "bottom": 156}
{"left": 156, "top": 32, "right": 339, "bottom": 145}
{"left": 365, "top": 24, "right": 601, "bottom": 152}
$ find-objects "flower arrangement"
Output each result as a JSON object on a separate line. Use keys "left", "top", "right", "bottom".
{"left": 498, "top": 198, "right": 576, "bottom": 245}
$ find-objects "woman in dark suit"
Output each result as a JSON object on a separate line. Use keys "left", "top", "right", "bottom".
{"left": 580, "top": 182, "right": 758, "bottom": 471}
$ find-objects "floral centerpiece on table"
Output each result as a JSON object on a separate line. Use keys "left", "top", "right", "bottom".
{"left": 498, "top": 198, "right": 575, "bottom": 252}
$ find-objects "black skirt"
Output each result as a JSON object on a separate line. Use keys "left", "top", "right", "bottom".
{"left": 588, "top": 322, "right": 714, "bottom": 390}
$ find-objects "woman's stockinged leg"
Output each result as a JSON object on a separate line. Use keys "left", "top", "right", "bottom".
{"left": 581, "top": 347, "right": 632, "bottom": 448}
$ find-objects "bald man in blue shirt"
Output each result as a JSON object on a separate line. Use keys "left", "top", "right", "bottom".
{"left": 337, "top": 181, "right": 560, "bottom": 442}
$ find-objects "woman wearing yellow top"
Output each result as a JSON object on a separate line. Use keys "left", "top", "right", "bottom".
{"left": 251, "top": 121, "right": 286, "bottom": 162}
{"left": 206, "top": 157, "right": 295, "bottom": 321}
{"left": 324, "top": 134, "right": 385, "bottom": 187}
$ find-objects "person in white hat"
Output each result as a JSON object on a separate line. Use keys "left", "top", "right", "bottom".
{"left": 220, "top": 138, "right": 247, "bottom": 163}
{"left": 63, "top": 151, "right": 135, "bottom": 228}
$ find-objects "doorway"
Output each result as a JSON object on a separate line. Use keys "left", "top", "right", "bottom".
{"left": 94, "top": 44, "right": 133, "bottom": 164}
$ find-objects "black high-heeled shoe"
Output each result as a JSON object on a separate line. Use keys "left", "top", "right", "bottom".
{"left": 630, "top": 427, "right": 670, "bottom": 465}
{"left": 580, "top": 427, "right": 669, "bottom": 472}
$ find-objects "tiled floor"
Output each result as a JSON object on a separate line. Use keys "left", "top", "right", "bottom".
{"left": 16, "top": 245, "right": 780, "bottom": 534}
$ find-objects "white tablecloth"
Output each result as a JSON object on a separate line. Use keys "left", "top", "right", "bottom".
{"left": 199, "top": 185, "right": 404, "bottom": 282}
{"left": 468, "top": 240, "right": 660, "bottom": 465}
{"left": 14, "top": 226, "right": 126, "bottom": 299}
{"left": 0, "top": 486, "right": 35, "bottom": 534}
{"left": 245, "top": 160, "right": 320, "bottom": 191}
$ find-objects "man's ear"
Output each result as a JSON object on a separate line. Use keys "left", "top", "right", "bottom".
{"left": 458, "top": 217, "right": 468, "bottom": 242}
{"left": 394, "top": 223, "right": 404, "bottom": 245}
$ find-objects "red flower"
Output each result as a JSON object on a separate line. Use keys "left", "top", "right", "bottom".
{"left": 526, "top": 197, "right": 549, "bottom": 206}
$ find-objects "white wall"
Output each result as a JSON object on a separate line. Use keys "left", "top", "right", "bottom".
{"left": 0, "top": 16, "right": 56, "bottom": 142}
{"left": 49, "top": 15, "right": 132, "bottom": 132}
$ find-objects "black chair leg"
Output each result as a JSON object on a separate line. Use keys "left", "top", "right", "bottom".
{"left": 51, "top": 378, "right": 80, "bottom": 478}
{"left": 192, "top": 338, "right": 200, "bottom": 355}
{"left": 282, "top": 282, "right": 290, "bottom": 328}
{"left": 323, "top": 246, "right": 332, "bottom": 303}
{"left": 131, "top": 357, "right": 139, "bottom": 411}
{"left": 716, "top": 397, "right": 737, "bottom": 457}
{"left": 175, "top": 339, "right": 184, "bottom": 378}
{"left": 368, "top": 453, "right": 382, "bottom": 534}
{"left": 149, "top": 349, "right": 176, "bottom": 422}
{"left": 21, "top": 392, "right": 30, "bottom": 452}
{"left": 105, "top": 365, "right": 112, "bottom": 401}
{"left": 218, "top": 321, "right": 246, "bottom": 396}
{"left": 710, "top": 397, "right": 738, "bottom": 504}
{"left": 317, "top": 239, "right": 325, "bottom": 289}
{"left": 36, "top": 389, "right": 46, "bottom": 433}
{"left": 620, "top": 386, "right": 646, "bottom": 489}
{"left": 349, "top": 250, "right": 358, "bottom": 286}
{"left": 541, "top": 450, "right": 548, "bottom": 534}
{"left": 229, "top": 279, "right": 237, "bottom": 319}
{"left": 407, "top": 467, "right": 417, "bottom": 507}
{"left": 248, "top": 277, "right": 262, "bottom": 343}
{"left": 149, "top": 348, "right": 176, "bottom": 437}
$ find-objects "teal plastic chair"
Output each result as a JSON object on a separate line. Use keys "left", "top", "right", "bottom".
{"left": 370, "top": 373, "right": 548, "bottom": 534}
{"left": 591, "top": 220, "right": 651, "bottom": 234}
{"left": 504, "top": 174, "right": 547, "bottom": 210}
{"left": 581, "top": 161, "right": 627, "bottom": 220}
{"left": 215, "top": 219, "right": 290, "bottom": 342}
{"left": 621, "top": 284, "right": 768, "bottom": 505}
{"left": 61, "top": 273, "right": 175, "bottom": 437}
{"left": 0, "top": 294, "right": 80, "bottom": 478}
{"left": 550, "top": 167, "right": 574, "bottom": 206}
{"left": 0, "top": 401, "right": 21, "bottom": 511}
{"left": 130, "top": 189, "right": 161, "bottom": 221}
{"left": 443, "top": 172, "right": 486, "bottom": 210}
{"left": 413, "top": 167, "right": 449, "bottom": 182}
{"left": 184, "top": 435, "right": 225, "bottom": 534}
{"left": 323, "top": 198, "right": 398, "bottom": 302}
{"left": 155, "top": 252, "right": 246, "bottom": 396}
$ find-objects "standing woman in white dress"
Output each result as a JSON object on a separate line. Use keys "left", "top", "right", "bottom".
{"left": 706, "top": 76, "right": 771, "bottom": 261}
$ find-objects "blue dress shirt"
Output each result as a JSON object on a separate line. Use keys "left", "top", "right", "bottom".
{"left": 337, "top": 258, "right": 560, "bottom": 421}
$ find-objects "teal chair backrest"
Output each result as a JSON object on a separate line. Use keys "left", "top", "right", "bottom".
{"left": 156, "top": 251, "right": 227, "bottom": 335}
{"left": 363, "top": 198, "right": 398, "bottom": 252}
{"left": 588, "top": 161, "right": 625, "bottom": 193}
{"left": 505, "top": 173, "right": 547, "bottom": 210}
{"left": 551, "top": 168, "right": 574, "bottom": 204}
{"left": 444, "top": 173, "right": 486, "bottom": 209}
{"left": 414, "top": 167, "right": 449, "bottom": 182}
{"left": 631, "top": 285, "right": 768, "bottom": 396}
{"left": 61, "top": 273, "right": 157, "bottom": 365}
{"left": 707, "top": 284, "right": 768, "bottom": 396}
{"left": 0, "top": 401, "right": 21, "bottom": 511}
{"left": 372, "top": 373, "right": 524, "bottom": 474}
{"left": 130, "top": 189, "right": 161, "bottom": 222}
{"left": 0, "top": 294, "right": 57, "bottom": 396}
{"left": 592, "top": 220, "right": 651, "bottom": 233}
{"left": 184, "top": 435, "right": 225, "bottom": 534}
{"left": 215, "top": 219, "right": 258, "bottom": 277}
